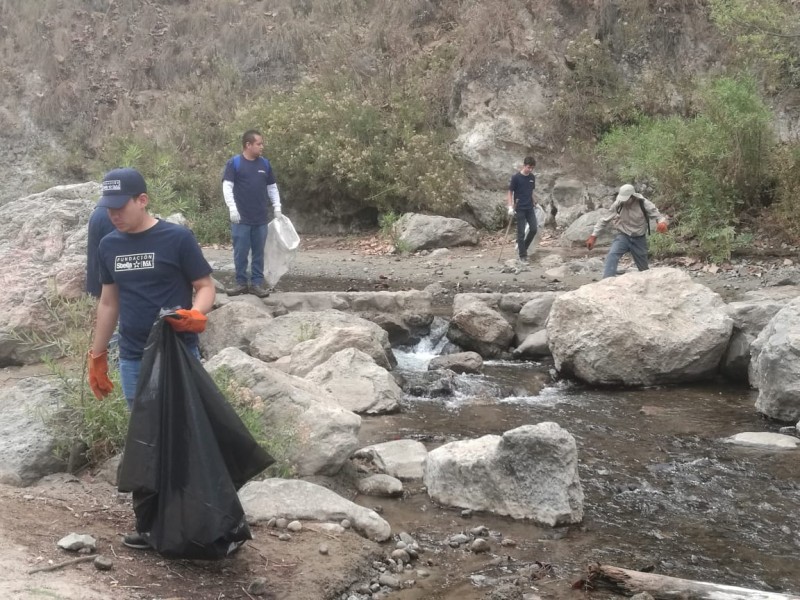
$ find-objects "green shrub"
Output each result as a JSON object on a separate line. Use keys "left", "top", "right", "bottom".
{"left": 599, "top": 75, "right": 774, "bottom": 261}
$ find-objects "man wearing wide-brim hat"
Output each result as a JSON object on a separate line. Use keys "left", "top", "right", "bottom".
{"left": 585, "top": 184, "right": 669, "bottom": 278}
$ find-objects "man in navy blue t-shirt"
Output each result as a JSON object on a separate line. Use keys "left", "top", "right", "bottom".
{"left": 88, "top": 168, "right": 215, "bottom": 407}
{"left": 506, "top": 156, "right": 538, "bottom": 263}
{"left": 222, "top": 129, "right": 282, "bottom": 298}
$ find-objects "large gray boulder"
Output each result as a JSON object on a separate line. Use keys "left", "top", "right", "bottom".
{"left": 0, "top": 183, "right": 96, "bottom": 366}
{"left": 514, "top": 292, "right": 561, "bottom": 341}
{"left": 287, "top": 326, "right": 396, "bottom": 376}
{"left": 239, "top": 479, "right": 391, "bottom": 541}
{"left": 394, "top": 213, "right": 478, "bottom": 252}
{"left": 205, "top": 348, "right": 361, "bottom": 476}
{"left": 751, "top": 298, "right": 800, "bottom": 422}
{"left": 423, "top": 423, "right": 583, "bottom": 526}
{"left": 0, "top": 378, "right": 66, "bottom": 485}
{"left": 250, "top": 309, "right": 393, "bottom": 364}
{"left": 355, "top": 440, "right": 428, "bottom": 481}
{"left": 305, "top": 348, "right": 401, "bottom": 414}
{"left": 200, "top": 299, "right": 273, "bottom": 359}
{"left": 548, "top": 268, "right": 733, "bottom": 386}
{"left": 721, "top": 298, "right": 788, "bottom": 383}
{"left": 559, "top": 209, "right": 616, "bottom": 248}
{"left": 447, "top": 300, "right": 514, "bottom": 358}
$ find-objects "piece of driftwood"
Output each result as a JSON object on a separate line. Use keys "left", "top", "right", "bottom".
{"left": 28, "top": 555, "right": 95, "bottom": 574}
{"left": 575, "top": 564, "right": 800, "bottom": 600}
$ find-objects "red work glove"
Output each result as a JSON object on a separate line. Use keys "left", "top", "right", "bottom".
{"left": 586, "top": 235, "right": 597, "bottom": 250}
{"left": 166, "top": 308, "right": 208, "bottom": 333}
{"left": 88, "top": 350, "right": 113, "bottom": 400}
{"left": 656, "top": 221, "right": 668, "bottom": 234}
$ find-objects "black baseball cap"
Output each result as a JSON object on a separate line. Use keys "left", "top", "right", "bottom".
{"left": 98, "top": 168, "right": 147, "bottom": 209}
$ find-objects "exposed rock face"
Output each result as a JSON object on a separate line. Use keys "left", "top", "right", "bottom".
{"left": 0, "top": 183, "right": 97, "bottom": 366}
{"left": 205, "top": 348, "right": 361, "bottom": 476}
{"left": 751, "top": 298, "right": 800, "bottom": 422}
{"left": 447, "top": 300, "right": 514, "bottom": 358}
{"left": 547, "top": 268, "right": 733, "bottom": 386}
{"left": 394, "top": 213, "right": 479, "bottom": 252}
{"left": 423, "top": 423, "right": 583, "bottom": 526}
{"left": 0, "top": 377, "right": 67, "bottom": 486}
{"left": 720, "top": 298, "right": 787, "bottom": 383}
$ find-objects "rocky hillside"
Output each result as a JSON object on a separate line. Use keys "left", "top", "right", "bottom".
{"left": 1, "top": 0, "right": 799, "bottom": 238}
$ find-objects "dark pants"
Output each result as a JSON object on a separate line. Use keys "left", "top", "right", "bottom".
{"left": 231, "top": 223, "right": 268, "bottom": 286}
{"left": 603, "top": 233, "right": 649, "bottom": 278}
{"left": 515, "top": 207, "right": 538, "bottom": 259}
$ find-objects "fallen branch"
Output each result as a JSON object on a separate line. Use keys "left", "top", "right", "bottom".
{"left": 28, "top": 555, "right": 95, "bottom": 574}
{"left": 575, "top": 564, "right": 800, "bottom": 600}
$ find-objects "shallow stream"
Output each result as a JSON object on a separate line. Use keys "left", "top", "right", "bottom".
{"left": 353, "top": 325, "right": 800, "bottom": 600}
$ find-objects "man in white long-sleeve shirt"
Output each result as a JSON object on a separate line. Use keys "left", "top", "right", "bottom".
{"left": 222, "top": 129, "right": 282, "bottom": 297}
{"left": 586, "top": 184, "right": 668, "bottom": 278}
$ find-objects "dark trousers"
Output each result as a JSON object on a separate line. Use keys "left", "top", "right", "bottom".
{"left": 516, "top": 207, "right": 538, "bottom": 258}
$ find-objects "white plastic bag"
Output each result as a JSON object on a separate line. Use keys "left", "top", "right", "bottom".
{"left": 265, "top": 214, "right": 300, "bottom": 287}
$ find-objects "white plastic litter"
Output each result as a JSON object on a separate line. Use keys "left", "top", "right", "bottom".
{"left": 265, "top": 214, "right": 300, "bottom": 287}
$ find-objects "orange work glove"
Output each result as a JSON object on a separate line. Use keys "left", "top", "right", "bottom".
{"left": 165, "top": 308, "right": 208, "bottom": 333}
{"left": 586, "top": 235, "right": 597, "bottom": 250}
{"left": 656, "top": 221, "right": 668, "bottom": 234}
{"left": 88, "top": 350, "right": 113, "bottom": 400}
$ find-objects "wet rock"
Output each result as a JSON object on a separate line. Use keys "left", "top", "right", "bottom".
{"left": 447, "top": 300, "right": 514, "bottom": 358}
{"left": 356, "top": 474, "right": 403, "bottom": 497}
{"left": 398, "top": 531, "right": 416, "bottom": 546}
{"left": 428, "top": 351, "right": 483, "bottom": 374}
{"left": 397, "top": 369, "right": 458, "bottom": 397}
{"left": 724, "top": 432, "right": 799, "bottom": 450}
{"left": 391, "top": 549, "right": 410, "bottom": 563}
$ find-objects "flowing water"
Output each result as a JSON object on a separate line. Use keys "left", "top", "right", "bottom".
{"left": 354, "top": 324, "right": 800, "bottom": 599}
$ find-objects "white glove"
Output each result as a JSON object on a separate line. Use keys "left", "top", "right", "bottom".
{"left": 229, "top": 207, "right": 240, "bottom": 224}
{"left": 274, "top": 207, "right": 282, "bottom": 218}
{"left": 507, "top": 206, "right": 515, "bottom": 217}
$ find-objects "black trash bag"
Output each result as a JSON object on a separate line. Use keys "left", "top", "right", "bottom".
{"left": 118, "top": 317, "right": 274, "bottom": 559}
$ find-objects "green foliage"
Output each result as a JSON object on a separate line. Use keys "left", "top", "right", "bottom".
{"left": 43, "top": 358, "right": 130, "bottom": 466}
{"left": 709, "top": 0, "right": 800, "bottom": 88}
{"left": 212, "top": 367, "right": 297, "bottom": 478}
{"left": 599, "top": 76, "right": 774, "bottom": 261}
{"left": 767, "top": 142, "right": 800, "bottom": 241}
{"left": 234, "top": 81, "right": 465, "bottom": 219}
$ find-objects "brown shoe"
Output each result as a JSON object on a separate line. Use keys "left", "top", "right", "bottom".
{"left": 250, "top": 283, "right": 271, "bottom": 298}
{"left": 226, "top": 283, "right": 248, "bottom": 297}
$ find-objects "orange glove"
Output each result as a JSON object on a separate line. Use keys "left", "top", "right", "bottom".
{"left": 656, "top": 221, "right": 668, "bottom": 234}
{"left": 586, "top": 235, "right": 597, "bottom": 250}
{"left": 88, "top": 350, "right": 113, "bottom": 400}
{"left": 165, "top": 308, "right": 208, "bottom": 333}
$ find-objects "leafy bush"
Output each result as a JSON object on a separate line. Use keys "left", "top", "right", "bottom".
{"left": 599, "top": 76, "right": 774, "bottom": 261}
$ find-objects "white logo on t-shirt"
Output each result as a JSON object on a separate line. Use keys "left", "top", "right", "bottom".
{"left": 115, "top": 253, "right": 155, "bottom": 271}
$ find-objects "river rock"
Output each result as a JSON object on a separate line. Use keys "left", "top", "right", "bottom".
{"left": 57, "top": 533, "right": 96, "bottom": 551}
{"left": 447, "top": 300, "right": 514, "bottom": 358}
{"left": 205, "top": 348, "right": 361, "bottom": 476}
{"left": 354, "top": 440, "right": 428, "bottom": 480}
{"left": 305, "top": 348, "right": 401, "bottom": 414}
{"left": 286, "top": 326, "right": 396, "bottom": 376}
{"left": 514, "top": 292, "right": 561, "bottom": 341}
{"left": 751, "top": 298, "right": 800, "bottom": 421}
{"left": 239, "top": 479, "right": 391, "bottom": 542}
{"left": 250, "top": 309, "right": 393, "bottom": 363}
{"left": 428, "top": 351, "right": 483, "bottom": 374}
{"left": 720, "top": 298, "right": 787, "bottom": 383}
{"left": 513, "top": 330, "right": 550, "bottom": 358}
{"left": 423, "top": 422, "right": 583, "bottom": 525}
{"left": 0, "top": 377, "right": 66, "bottom": 485}
{"left": 356, "top": 474, "right": 403, "bottom": 497}
{"left": 394, "top": 213, "right": 479, "bottom": 252}
{"left": 559, "top": 209, "right": 616, "bottom": 247}
{"left": 548, "top": 268, "right": 733, "bottom": 386}
{"left": 724, "top": 432, "right": 799, "bottom": 450}
{"left": 200, "top": 299, "right": 274, "bottom": 359}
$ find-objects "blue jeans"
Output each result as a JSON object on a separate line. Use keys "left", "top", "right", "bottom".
{"left": 515, "top": 207, "right": 538, "bottom": 258}
{"left": 603, "top": 233, "right": 649, "bottom": 278}
{"left": 232, "top": 223, "right": 268, "bottom": 286}
{"left": 119, "top": 345, "right": 201, "bottom": 410}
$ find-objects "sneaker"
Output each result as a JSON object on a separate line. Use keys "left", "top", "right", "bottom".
{"left": 122, "top": 532, "right": 150, "bottom": 550}
{"left": 226, "top": 283, "right": 248, "bottom": 297}
{"left": 250, "top": 283, "right": 271, "bottom": 298}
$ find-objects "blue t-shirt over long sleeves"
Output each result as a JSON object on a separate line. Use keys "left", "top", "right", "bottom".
{"left": 98, "top": 220, "right": 212, "bottom": 360}
{"left": 222, "top": 155, "right": 277, "bottom": 225}
{"left": 509, "top": 171, "right": 536, "bottom": 210}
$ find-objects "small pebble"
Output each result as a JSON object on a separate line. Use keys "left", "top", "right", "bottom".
{"left": 471, "top": 538, "right": 490, "bottom": 553}
{"left": 319, "top": 543, "right": 329, "bottom": 555}
{"left": 287, "top": 520, "right": 302, "bottom": 532}
{"left": 247, "top": 577, "right": 269, "bottom": 596}
{"left": 275, "top": 518, "right": 288, "bottom": 529}
{"left": 341, "top": 519, "right": 351, "bottom": 529}
{"left": 278, "top": 533, "right": 291, "bottom": 542}
{"left": 93, "top": 555, "right": 113, "bottom": 571}
{"left": 501, "top": 538, "right": 517, "bottom": 547}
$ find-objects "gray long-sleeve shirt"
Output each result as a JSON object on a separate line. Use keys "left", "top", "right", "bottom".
{"left": 592, "top": 194, "right": 667, "bottom": 237}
